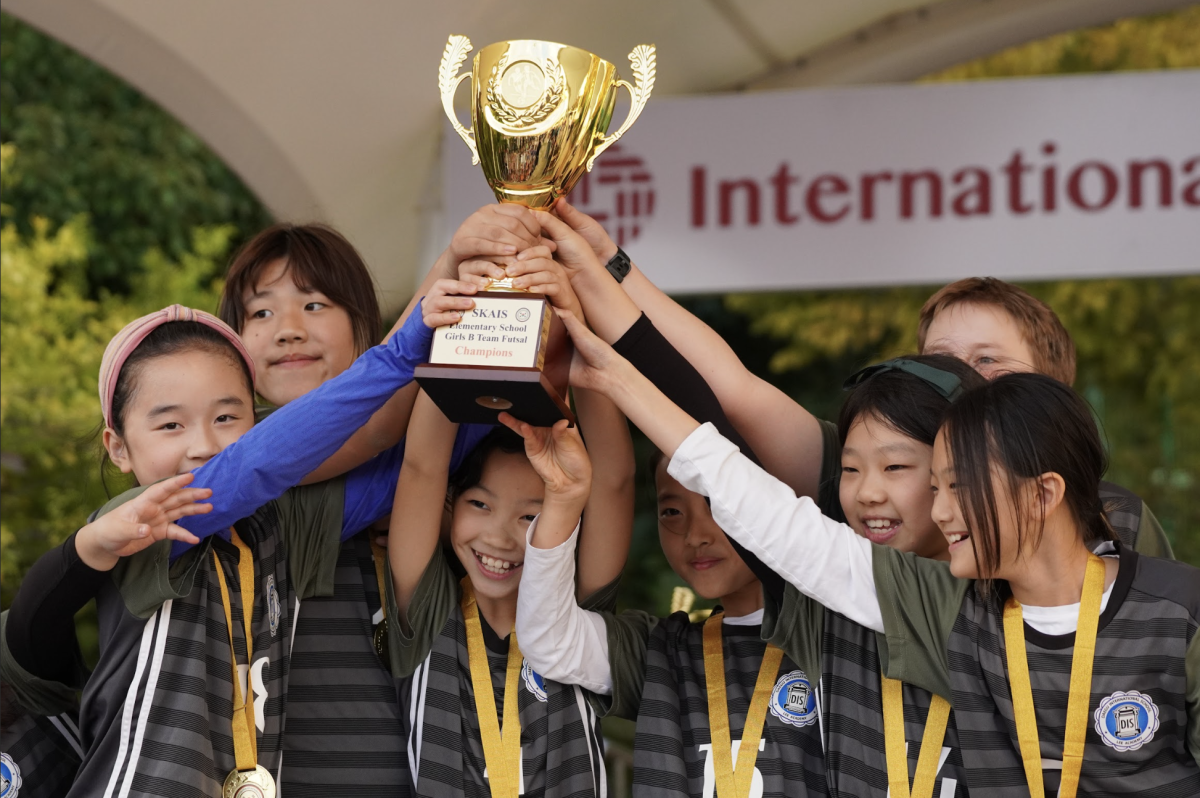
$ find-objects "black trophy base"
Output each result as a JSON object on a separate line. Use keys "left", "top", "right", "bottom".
{"left": 414, "top": 364, "right": 575, "bottom": 427}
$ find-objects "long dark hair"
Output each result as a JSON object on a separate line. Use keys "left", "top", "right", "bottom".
{"left": 941, "top": 373, "right": 1116, "bottom": 584}
{"left": 838, "top": 354, "right": 986, "bottom": 447}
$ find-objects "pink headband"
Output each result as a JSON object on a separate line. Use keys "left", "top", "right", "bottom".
{"left": 99, "top": 304, "right": 256, "bottom": 429}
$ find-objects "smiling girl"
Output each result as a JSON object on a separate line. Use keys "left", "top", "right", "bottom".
{"left": 3, "top": 301, "right": 453, "bottom": 798}
{"left": 385, "top": 258, "right": 633, "bottom": 798}
{"left": 560, "top": 314, "right": 1200, "bottom": 797}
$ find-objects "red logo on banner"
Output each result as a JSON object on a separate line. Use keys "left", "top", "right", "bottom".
{"left": 571, "top": 144, "right": 654, "bottom": 246}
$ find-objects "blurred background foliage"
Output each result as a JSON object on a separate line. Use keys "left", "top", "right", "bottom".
{"left": 1, "top": 8, "right": 1198, "bottom": 649}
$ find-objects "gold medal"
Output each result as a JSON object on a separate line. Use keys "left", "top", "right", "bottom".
{"left": 222, "top": 764, "right": 276, "bottom": 798}
{"left": 881, "top": 674, "right": 951, "bottom": 798}
{"left": 370, "top": 538, "right": 391, "bottom": 669}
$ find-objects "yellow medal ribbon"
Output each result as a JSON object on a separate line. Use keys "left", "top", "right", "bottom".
{"left": 881, "top": 674, "right": 951, "bottom": 798}
{"left": 1003, "top": 552, "right": 1106, "bottom": 798}
{"left": 213, "top": 531, "right": 276, "bottom": 797}
{"left": 460, "top": 578, "right": 523, "bottom": 798}
{"left": 703, "top": 612, "right": 784, "bottom": 798}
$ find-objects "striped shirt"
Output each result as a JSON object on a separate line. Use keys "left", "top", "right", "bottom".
{"left": 875, "top": 543, "right": 1200, "bottom": 796}
{"left": 66, "top": 479, "right": 344, "bottom": 798}
{"left": 391, "top": 547, "right": 608, "bottom": 798}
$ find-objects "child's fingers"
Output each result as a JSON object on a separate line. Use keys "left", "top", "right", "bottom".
{"left": 428, "top": 278, "right": 480, "bottom": 299}
{"left": 514, "top": 245, "right": 556, "bottom": 263}
{"left": 424, "top": 310, "right": 469, "bottom": 328}
{"left": 165, "top": 502, "right": 213, "bottom": 522}
{"left": 459, "top": 259, "right": 507, "bottom": 283}
{"left": 158, "top": 487, "right": 213, "bottom": 511}
{"left": 163, "top": 524, "right": 202, "bottom": 545}
{"left": 496, "top": 411, "right": 532, "bottom": 439}
{"left": 140, "top": 472, "right": 196, "bottom": 503}
{"left": 485, "top": 203, "right": 543, "bottom": 239}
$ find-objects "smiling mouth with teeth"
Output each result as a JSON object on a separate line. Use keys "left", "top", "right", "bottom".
{"left": 861, "top": 518, "right": 901, "bottom": 542}
{"left": 473, "top": 549, "right": 524, "bottom": 579}
{"left": 946, "top": 532, "right": 971, "bottom": 547}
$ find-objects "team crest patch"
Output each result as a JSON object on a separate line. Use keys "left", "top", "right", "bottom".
{"left": 522, "top": 659, "right": 548, "bottom": 702}
{"left": 769, "top": 669, "right": 818, "bottom": 727}
{"left": 1094, "top": 690, "right": 1159, "bottom": 751}
{"left": 1, "top": 752, "right": 21, "bottom": 798}
{"left": 267, "top": 574, "right": 281, "bottom": 637}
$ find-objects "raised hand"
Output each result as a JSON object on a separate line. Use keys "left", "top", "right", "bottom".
{"left": 75, "top": 473, "right": 213, "bottom": 571}
{"left": 532, "top": 210, "right": 606, "bottom": 282}
{"left": 556, "top": 309, "right": 628, "bottom": 397}
{"left": 552, "top": 197, "right": 618, "bottom": 262}
{"left": 497, "top": 414, "right": 592, "bottom": 507}
{"left": 421, "top": 278, "right": 480, "bottom": 328}
{"left": 445, "top": 204, "right": 547, "bottom": 277}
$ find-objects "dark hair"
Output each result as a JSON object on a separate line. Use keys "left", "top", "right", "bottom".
{"left": 941, "top": 373, "right": 1115, "bottom": 585}
{"left": 838, "top": 354, "right": 986, "bottom": 447}
{"left": 447, "top": 427, "right": 527, "bottom": 501}
{"left": 103, "top": 321, "right": 255, "bottom": 492}
{"left": 219, "top": 223, "right": 382, "bottom": 356}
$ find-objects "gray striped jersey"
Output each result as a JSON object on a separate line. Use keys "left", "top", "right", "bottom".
{"left": 281, "top": 531, "right": 411, "bottom": 796}
{"left": 631, "top": 612, "right": 828, "bottom": 798}
{"left": 69, "top": 478, "right": 343, "bottom": 798}
{"left": 396, "top": 556, "right": 607, "bottom": 798}
{"left": 820, "top": 610, "right": 966, "bottom": 798}
{"left": 1, "top": 711, "right": 83, "bottom": 798}
{"left": 945, "top": 545, "right": 1200, "bottom": 796}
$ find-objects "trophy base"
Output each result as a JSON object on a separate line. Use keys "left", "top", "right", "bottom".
{"left": 415, "top": 364, "right": 575, "bottom": 427}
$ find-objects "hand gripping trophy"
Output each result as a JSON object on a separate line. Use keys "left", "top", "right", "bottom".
{"left": 415, "top": 36, "right": 655, "bottom": 426}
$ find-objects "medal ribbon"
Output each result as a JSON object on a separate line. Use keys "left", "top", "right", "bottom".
{"left": 369, "top": 537, "right": 389, "bottom": 623}
{"left": 881, "top": 675, "right": 951, "bottom": 798}
{"left": 1003, "top": 552, "right": 1105, "bottom": 798}
{"left": 460, "top": 578, "right": 523, "bottom": 798}
{"left": 212, "top": 530, "right": 258, "bottom": 772}
{"left": 703, "top": 612, "right": 784, "bottom": 798}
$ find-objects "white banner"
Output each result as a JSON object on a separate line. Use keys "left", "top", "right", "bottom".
{"left": 444, "top": 70, "right": 1200, "bottom": 294}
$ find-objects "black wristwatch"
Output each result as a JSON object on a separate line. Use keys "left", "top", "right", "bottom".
{"left": 605, "top": 246, "right": 631, "bottom": 283}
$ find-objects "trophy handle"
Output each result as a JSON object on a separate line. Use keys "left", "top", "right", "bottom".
{"left": 588, "top": 44, "right": 656, "bottom": 171}
{"left": 440, "top": 35, "right": 479, "bottom": 165}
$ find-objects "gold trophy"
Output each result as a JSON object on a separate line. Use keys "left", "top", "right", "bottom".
{"left": 415, "top": 36, "right": 655, "bottom": 426}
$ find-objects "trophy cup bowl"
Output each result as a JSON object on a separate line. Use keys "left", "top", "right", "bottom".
{"left": 416, "top": 36, "right": 655, "bottom": 426}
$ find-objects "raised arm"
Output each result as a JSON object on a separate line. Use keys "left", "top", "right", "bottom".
{"left": 550, "top": 198, "right": 825, "bottom": 500}
{"left": 302, "top": 205, "right": 540, "bottom": 484}
{"left": 388, "top": 390, "right": 458, "bottom": 622}
{"left": 572, "top": 388, "right": 635, "bottom": 601}
{"left": 560, "top": 310, "right": 883, "bottom": 632}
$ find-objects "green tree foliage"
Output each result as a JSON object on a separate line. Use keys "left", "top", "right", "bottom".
{"left": 724, "top": 8, "right": 1200, "bottom": 565}
{"left": 0, "top": 13, "right": 272, "bottom": 297}
{"left": 0, "top": 144, "right": 232, "bottom": 608}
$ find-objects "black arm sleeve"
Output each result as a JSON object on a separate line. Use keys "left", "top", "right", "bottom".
{"left": 6, "top": 532, "right": 106, "bottom": 684}
{"left": 610, "top": 313, "right": 786, "bottom": 604}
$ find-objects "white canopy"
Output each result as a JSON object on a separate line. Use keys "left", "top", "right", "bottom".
{"left": 7, "top": 0, "right": 1184, "bottom": 311}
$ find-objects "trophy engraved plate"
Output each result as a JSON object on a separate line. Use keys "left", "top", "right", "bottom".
{"left": 422, "top": 35, "right": 655, "bottom": 426}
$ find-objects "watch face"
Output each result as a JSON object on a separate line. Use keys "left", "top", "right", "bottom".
{"left": 607, "top": 248, "right": 631, "bottom": 282}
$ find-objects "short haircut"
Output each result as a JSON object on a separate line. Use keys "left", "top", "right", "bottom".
{"left": 917, "top": 277, "right": 1077, "bottom": 385}
{"left": 219, "top": 223, "right": 382, "bottom": 357}
{"left": 447, "top": 426, "right": 527, "bottom": 501}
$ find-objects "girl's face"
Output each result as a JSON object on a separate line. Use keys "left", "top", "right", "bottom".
{"left": 241, "top": 258, "right": 357, "bottom": 406}
{"left": 841, "top": 414, "right": 946, "bottom": 559}
{"left": 104, "top": 349, "right": 255, "bottom": 486}
{"left": 655, "top": 462, "right": 759, "bottom": 605}
{"left": 450, "top": 450, "right": 544, "bottom": 610}
{"left": 930, "top": 429, "right": 1021, "bottom": 580}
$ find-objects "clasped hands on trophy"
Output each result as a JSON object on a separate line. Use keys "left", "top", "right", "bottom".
{"left": 420, "top": 199, "right": 625, "bottom": 420}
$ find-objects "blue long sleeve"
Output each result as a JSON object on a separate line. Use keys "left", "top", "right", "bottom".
{"left": 171, "top": 310, "right": 433, "bottom": 557}
{"left": 340, "top": 422, "right": 494, "bottom": 539}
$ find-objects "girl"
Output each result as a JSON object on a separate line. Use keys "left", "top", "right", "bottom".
{"left": 215, "top": 216, "right": 514, "bottom": 792}
{"left": 560, "top": 316, "right": 1200, "bottom": 797}
{"left": 4, "top": 299, "right": 457, "bottom": 798}
{"left": 386, "top": 254, "right": 634, "bottom": 798}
